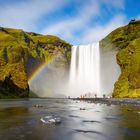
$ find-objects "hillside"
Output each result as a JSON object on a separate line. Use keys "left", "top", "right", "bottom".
{"left": 0, "top": 27, "right": 71, "bottom": 98}
{"left": 100, "top": 20, "right": 140, "bottom": 97}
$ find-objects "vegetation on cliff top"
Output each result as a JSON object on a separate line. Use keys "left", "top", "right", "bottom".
{"left": 100, "top": 19, "right": 140, "bottom": 97}
{"left": 0, "top": 27, "right": 72, "bottom": 98}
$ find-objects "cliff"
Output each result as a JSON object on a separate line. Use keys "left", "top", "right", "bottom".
{"left": 0, "top": 27, "right": 71, "bottom": 98}
{"left": 100, "top": 19, "right": 140, "bottom": 97}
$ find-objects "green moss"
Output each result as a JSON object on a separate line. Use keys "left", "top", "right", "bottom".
{"left": 0, "top": 27, "right": 72, "bottom": 98}
{"left": 100, "top": 19, "right": 140, "bottom": 97}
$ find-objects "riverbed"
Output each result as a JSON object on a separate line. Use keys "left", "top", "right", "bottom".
{"left": 0, "top": 99, "right": 140, "bottom": 140}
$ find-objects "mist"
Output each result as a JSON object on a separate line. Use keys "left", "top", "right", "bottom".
{"left": 29, "top": 45, "right": 121, "bottom": 98}
{"left": 29, "top": 56, "right": 69, "bottom": 98}
{"left": 100, "top": 47, "right": 121, "bottom": 96}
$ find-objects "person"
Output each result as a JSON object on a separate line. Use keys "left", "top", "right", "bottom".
{"left": 95, "top": 94, "right": 97, "bottom": 98}
{"left": 103, "top": 94, "right": 106, "bottom": 98}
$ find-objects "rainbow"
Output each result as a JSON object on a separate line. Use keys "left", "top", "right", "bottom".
{"left": 28, "top": 55, "right": 59, "bottom": 83}
{"left": 28, "top": 61, "right": 47, "bottom": 83}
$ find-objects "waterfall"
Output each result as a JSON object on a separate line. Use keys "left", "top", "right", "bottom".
{"left": 69, "top": 43, "right": 100, "bottom": 98}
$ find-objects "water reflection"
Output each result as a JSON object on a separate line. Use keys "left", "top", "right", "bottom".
{"left": 0, "top": 107, "right": 29, "bottom": 128}
{"left": 0, "top": 99, "right": 139, "bottom": 140}
{"left": 118, "top": 106, "right": 140, "bottom": 140}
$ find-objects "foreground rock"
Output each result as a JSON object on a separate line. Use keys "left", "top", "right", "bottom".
{"left": 40, "top": 115, "right": 61, "bottom": 125}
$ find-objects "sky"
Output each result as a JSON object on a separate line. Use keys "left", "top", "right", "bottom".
{"left": 0, "top": 0, "right": 140, "bottom": 45}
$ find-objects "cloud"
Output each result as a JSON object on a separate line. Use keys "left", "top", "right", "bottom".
{"left": 0, "top": 0, "right": 125, "bottom": 44}
{"left": 41, "top": 0, "right": 100, "bottom": 36}
{"left": 100, "top": 0, "right": 125, "bottom": 9}
{"left": 81, "top": 14, "right": 126, "bottom": 44}
{"left": 0, "top": 0, "right": 68, "bottom": 31}
{"left": 41, "top": 0, "right": 125, "bottom": 44}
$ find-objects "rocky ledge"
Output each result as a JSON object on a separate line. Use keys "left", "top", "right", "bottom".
{"left": 73, "top": 98, "right": 140, "bottom": 106}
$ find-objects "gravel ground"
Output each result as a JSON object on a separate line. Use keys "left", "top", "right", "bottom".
{"left": 72, "top": 98, "right": 140, "bottom": 106}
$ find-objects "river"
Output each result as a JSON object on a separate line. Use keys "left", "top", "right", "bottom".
{"left": 0, "top": 99, "right": 140, "bottom": 140}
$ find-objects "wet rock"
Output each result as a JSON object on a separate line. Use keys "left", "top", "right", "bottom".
{"left": 34, "top": 104, "right": 43, "bottom": 108}
{"left": 69, "top": 115, "right": 80, "bottom": 118}
{"left": 106, "top": 102, "right": 111, "bottom": 106}
{"left": 40, "top": 115, "right": 61, "bottom": 125}
{"left": 82, "top": 120, "right": 101, "bottom": 123}
{"left": 80, "top": 108, "right": 86, "bottom": 110}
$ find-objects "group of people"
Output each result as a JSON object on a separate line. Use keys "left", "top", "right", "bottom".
{"left": 80, "top": 93, "right": 112, "bottom": 99}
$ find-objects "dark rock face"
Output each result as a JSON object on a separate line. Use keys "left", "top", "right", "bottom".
{"left": 0, "top": 75, "right": 29, "bottom": 98}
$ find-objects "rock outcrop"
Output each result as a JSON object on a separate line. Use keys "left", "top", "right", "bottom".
{"left": 100, "top": 20, "right": 140, "bottom": 97}
{"left": 0, "top": 27, "right": 71, "bottom": 98}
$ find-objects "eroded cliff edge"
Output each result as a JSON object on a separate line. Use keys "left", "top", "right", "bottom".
{"left": 0, "top": 27, "right": 71, "bottom": 98}
{"left": 100, "top": 20, "right": 140, "bottom": 97}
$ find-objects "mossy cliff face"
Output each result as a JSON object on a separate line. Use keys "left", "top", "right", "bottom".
{"left": 100, "top": 20, "right": 140, "bottom": 97}
{"left": 0, "top": 27, "right": 71, "bottom": 98}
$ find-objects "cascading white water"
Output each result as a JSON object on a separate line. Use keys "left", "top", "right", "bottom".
{"left": 69, "top": 43, "right": 100, "bottom": 98}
